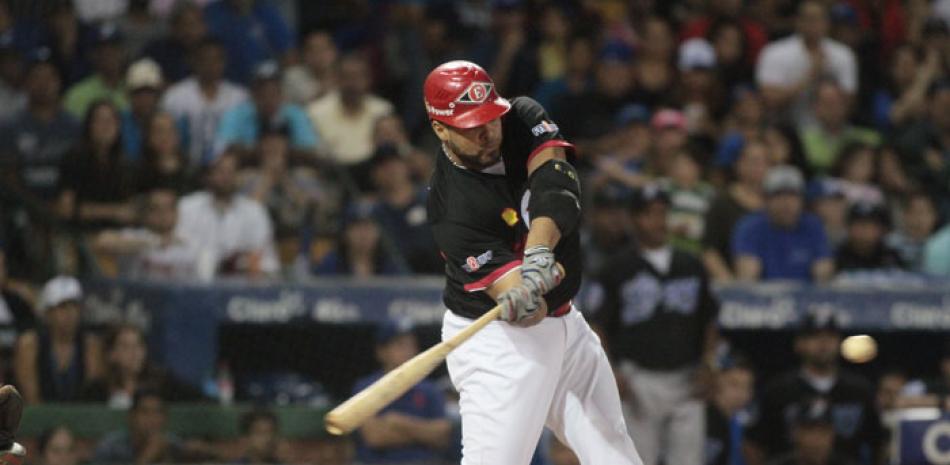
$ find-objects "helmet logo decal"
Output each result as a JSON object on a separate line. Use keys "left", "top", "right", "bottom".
{"left": 456, "top": 81, "right": 493, "bottom": 104}
{"left": 425, "top": 99, "right": 454, "bottom": 116}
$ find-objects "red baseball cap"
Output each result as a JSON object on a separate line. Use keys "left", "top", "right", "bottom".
{"left": 423, "top": 60, "right": 511, "bottom": 129}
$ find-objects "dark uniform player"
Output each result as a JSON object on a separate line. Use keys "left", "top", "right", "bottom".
{"left": 743, "top": 312, "right": 884, "bottom": 465}
{"left": 590, "top": 185, "right": 720, "bottom": 465}
{"left": 424, "top": 61, "right": 641, "bottom": 465}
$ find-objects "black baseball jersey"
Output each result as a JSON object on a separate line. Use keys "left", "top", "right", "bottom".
{"left": 427, "top": 96, "right": 581, "bottom": 319}
{"left": 745, "top": 370, "right": 884, "bottom": 463}
{"left": 591, "top": 245, "right": 719, "bottom": 370}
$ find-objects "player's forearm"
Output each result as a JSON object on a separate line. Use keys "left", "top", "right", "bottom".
{"left": 525, "top": 217, "right": 562, "bottom": 249}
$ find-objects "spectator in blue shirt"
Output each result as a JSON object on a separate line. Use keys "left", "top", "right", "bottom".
{"left": 203, "top": 0, "right": 294, "bottom": 85}
{"left": 215, "top": 62, "right": 318, "bottom": 158}
{"left": 733, "top": 165, "right": 835, "bottom": 283}
{"left": 354, "top": 321, "right": 452, "bottom": 464}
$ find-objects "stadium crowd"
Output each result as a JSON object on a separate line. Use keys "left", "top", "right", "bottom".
{"left": 0, "top": 0, "right": 948, "bottom": 463}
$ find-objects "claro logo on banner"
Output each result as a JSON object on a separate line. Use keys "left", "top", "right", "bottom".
{"left": 923, "top": 421, "right": 950, "bottom": 465}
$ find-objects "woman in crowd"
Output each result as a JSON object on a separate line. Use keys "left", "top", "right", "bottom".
{"left": 81, "top": 324, "right": 204, "bottom": 408}
{"left": 136, "top": 111, "right": 194, "bottom": 194}
{"left": 36, "top": 426, "right": 79, "bottom": 465}
{"left": 702, "top": 139, "right": 770, "bottom": 282}
{"left": 57, "top": 100, "right": 136, "bottom": 229}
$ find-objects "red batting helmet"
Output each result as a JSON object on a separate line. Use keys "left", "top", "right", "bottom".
{"left": 423, "top": 60, "right": 511, "bottom": 129}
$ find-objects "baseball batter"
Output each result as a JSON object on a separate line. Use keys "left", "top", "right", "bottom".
{"left": 425, "top": 61, "right": 642, "bottom": 465}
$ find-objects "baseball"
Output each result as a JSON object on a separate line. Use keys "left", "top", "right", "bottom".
{"left": 841, "top": 335, "right": 877, "bottom": 364}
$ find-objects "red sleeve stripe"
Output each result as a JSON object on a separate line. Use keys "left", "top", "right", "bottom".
{"left": 526, "top": 140, "right": 575, "bottom": 168}
{"left": 463, "top": 260, "right": 522, "bottom": 292}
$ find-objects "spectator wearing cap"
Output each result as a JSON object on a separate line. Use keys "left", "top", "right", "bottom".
{"left": 312, "top": 200, "right": 403, "bottom": 277}
{"left": 892, "top": 81, "right": 950, "bottom": 219}
{"left": 732, "top": 165, "right": 835, "bottom": 283}
{"left": 705, "top": 352, "right": 755, "bottom": 465}
{"left": 203, "top": 0, "right": 295, "bottom": 85}
{"left": 92, "top": 188, "right": 200, "bottom": 280}
{"left": 834, "top": 201, "right": 904, "bottom": 272}
{"left": 588, "top": 104, "right": 652, "bottom": 193}
{"left": 57, "top": 100, "right": 137, "bottom": 229}
{"left": 239, "top": 125, "right": 323, "bottom": 268}
{"left": 282, "top": 29, "right": 338, "bottom": 106}
{"left": 581, "top": 186, "right": 633, "bottom": 274}
{"left": 121, "top": 58, "right": 164, "bottom": 161}
{"left": 216, "top": 61, "right": 318, "bottom": 158}
{"left": 308, "top": 53, "right": 393, "bottom": 167}
{"left": 14, "top": 276, "right": 103, "bottom": 403}
{"left": 161, "top": 38, "right": 248, "bottom": 168}
{"left": 765, "top": 398, "right": 859, "bottom": 465}
{"left": 175, "top": 150, "right": 280, "bottom": 279}
{"left": 142, "top": 2, "right": 208, "bottom": 83}
{"left": 354, "top": 321, "right": 451, "bottom": 464}
{"left": 807, "top": 178, "right": 849, "bottom": 247}
{"left": 0, "top": 50, "right": 80, "bottom": 200}
{"left": 923, "top": 219, "right": 950, "bottom": 277}
{"left": 368, "top": 147, "right": 440, "bottom": 274}
{"left": 660, "top": 147, "right": 715, "bottom": 254}
{"left": 743, "top": 312, "right": 883, "bottom": 465}
{"left": 798, "top": 80, "right": 880, "bottom": 175}
{"left": 591, "top": 184, "right": 720, "bottom": 465}
{"left": 551, "top": 40, "right": 635, "bottom": 146}
{"left": 675, "top": 38, "right": 723, "bottom": 136}
{"left": 755, "top": 1, "right": 857, "bottom": 126}
{"left": 63, "top": 23, "right": 129, "bottom": 118}
{"left": 886, "top": 192, "right": 938, "bottom": 271}
{"left": 702, "top": 139, "right": 769, "bottom": 282}
{"left": 649, "top": 108, "right": 689, "bottom": 177}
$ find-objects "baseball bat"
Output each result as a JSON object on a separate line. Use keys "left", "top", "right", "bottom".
{"left": 324, "top": 263, "right": 564, "bottom": 435}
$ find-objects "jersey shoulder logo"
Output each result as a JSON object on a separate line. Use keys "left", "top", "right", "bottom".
{"left": 501, "top": 207, "right": 519, "bottom": 227}
{"left": 456, "top": 82, "right": 493, "bottom": 104}
{"left": 531, "top": 120, "right": 559, "bottom": 137}
{"left": 462, "top": 250, "right": 493, "bottom": 273}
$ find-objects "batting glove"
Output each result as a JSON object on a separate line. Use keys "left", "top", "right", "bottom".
{"left": 521, "top": 245, "right": 562, "bottom": 295}
{"left": 498, "top": 284, "right": 542, "bottom": 322}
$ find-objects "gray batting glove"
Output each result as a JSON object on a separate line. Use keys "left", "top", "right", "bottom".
{"left": 521, "top": 245, "right": 562, "bottom": 295}
{"left": 498, "top": 284, "right": 542, "bottom": 322}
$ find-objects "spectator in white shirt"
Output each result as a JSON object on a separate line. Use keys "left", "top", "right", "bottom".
{"left": 93, "top": 188, "right": 199, "bottom": 280}
{"left": 175, "top": 150, "right": 279, "bottom": 278}
{"left": 756, "top": 0, "right": 857, "bottom": 126}
{"left": 308, "top": 53, "right": 394, "bottom": 167}
{"left": 161, "top": 39, "right": 248, "bottom": 168}
{"left": 282, "top": 29, "right": 338, "bottom": 105}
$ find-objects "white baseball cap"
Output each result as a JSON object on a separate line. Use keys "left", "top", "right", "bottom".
{"left": 40, "top": 276, "right": 83, "bottom": 312}
{"left": 126, "top": 58, "right": 163, "bottom": 91}
{"left": 678, "top": 38, "right": 717, "bottom": 71}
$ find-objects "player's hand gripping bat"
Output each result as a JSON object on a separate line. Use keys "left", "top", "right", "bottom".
{"left": 324, "top": 263, "right": 564, "bottom": 435}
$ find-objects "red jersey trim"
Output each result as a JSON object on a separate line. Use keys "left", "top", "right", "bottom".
{"left": 526, "top": 140, "right": 575, "bottom": 168}
{"left": 463, "top": 259, "right": 522, "bottom": 292}
{"left": 551, "top": 300, "right": 572, "bottom": 317}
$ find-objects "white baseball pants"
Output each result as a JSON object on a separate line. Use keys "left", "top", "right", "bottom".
{"left": 442, "top": 308, "right": 643, "bottom": 465}
{"left": 618, "top": 361, "right": 705, "bottom": 465}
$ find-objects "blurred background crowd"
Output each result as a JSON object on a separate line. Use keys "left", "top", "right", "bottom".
{"left": 0, "top": 0, "right": 948, "bottom": 463}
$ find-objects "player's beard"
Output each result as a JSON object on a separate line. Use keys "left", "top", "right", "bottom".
{"left": 444, "top": 139, "right": 501, "bottom": 171}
